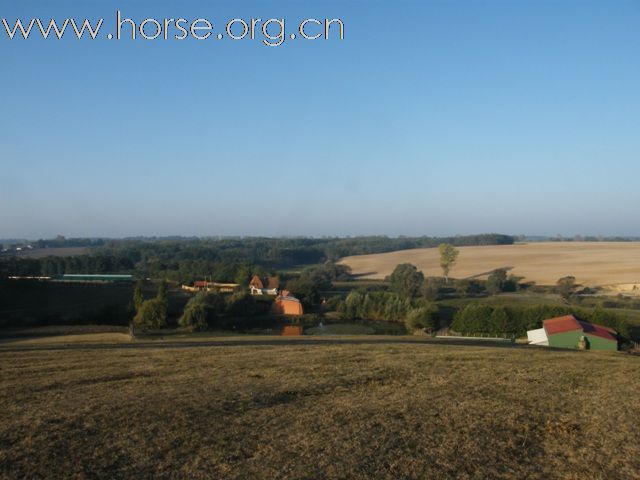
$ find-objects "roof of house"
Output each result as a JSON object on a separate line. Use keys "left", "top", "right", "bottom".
{"left": 266, "top": 276, "right": 280, "bottom": 289}
{"left": 578, "top": 321, "right": 617, "bottom": 342}
{"left": 543, "top": 315, "right": 582, "bottom": 335}
{"left": 278, "top": 296, "right": 301, "bottom": 303}
{"left": 249, "top": 275, "right": 264, "bottom": 289}
{"left": 543, "top": 314, "right": 617, "bottom": 342}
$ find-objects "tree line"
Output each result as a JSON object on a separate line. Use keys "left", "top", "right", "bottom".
{"left": 451, "top": 304, "right": 629, "bottom": 338}
{"left": 0, "top": 235, "right": 513, "bottom": 281}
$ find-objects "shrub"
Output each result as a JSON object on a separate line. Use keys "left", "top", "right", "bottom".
{"left": 179, "top": 292, "right": 221, "bottom": 331}
{"left": 422, "top": 277, "right": 445, "bottom": 300}
{"left": 133, "top": 298, "right": 167, "bottom": 328}
{"left": 405, "top": 305, "right": 438, "bottom": 333}
{"left": 556, "top": 276, "right": 577, "bottom": 299}
{"left": 388, "top": 263, "right": 424, "bottom": 298}
{"left": 486, "top": 269, "right": 507, "bottom": 295}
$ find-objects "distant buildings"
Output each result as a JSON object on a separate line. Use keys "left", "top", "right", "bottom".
{"left": 182, "top": 274, "right": 304, "bottom": 316}
{"left": 527, "top": 315, "right": 618, "bottom": 351}
{"left": 249, "top": 275, "right": 280, "bottom": 296}
{"left": 181, "top": 281, "right": 239, "bottom": 294}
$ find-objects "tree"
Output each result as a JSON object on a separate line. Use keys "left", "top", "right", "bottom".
{"left": 179, "top": 292, "right": 220, "bottom": 331}
{"left": 133, "top": 280, "right": 144, "bottom": 312}
{"left": 422, "top": 276, "right": 444, "bottom": 300}
{"left": 156, "top": 280, "right": 168, "bottom": 306}
{"left": 456, "top": 279, "right": 482, "bottom": 296}
{"left": 487, "top": 269, "right": 508, "bottom": 295}
{"left": 234, "top": 265, "right": 253, "bottom": 287}
{"left": 179, "top": 303, "right": 208, "bottom": 331}
{"left": 133, "top": 298, "right": 167, "bottom": 328}
{"left": 405, "top": 305, "right": 438, "bottom": 333}
{"left": 556, "top": 276, "right": 576, "bottom": 300}
{"left": 388, "top": 263, "right": 424, "bottom": 298}
{"left": 286, "top": 276, "right": 321, "bottom": 306}
{"left": 438, "top": 244, "right": 459, "bottom": 283}
{"left": 490, "top": 306, "right": 509, "bottom": 335}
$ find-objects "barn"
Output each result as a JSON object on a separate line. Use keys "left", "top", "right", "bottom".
{"left": 270, "top": 295, "right": 304, "bottom": 316}
{"left": 527, "top": 315, "right": 618, "bottom": 351}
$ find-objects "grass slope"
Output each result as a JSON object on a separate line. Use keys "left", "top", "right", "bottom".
{"left": 1, "top": 339, "right": 639, "bottom": 479}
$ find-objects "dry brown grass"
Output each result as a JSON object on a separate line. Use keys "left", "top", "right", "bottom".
{"left": 1, "top": 338, "right": 639, "bottom": 479}
{"left": 340, "top": 241, "right": 640, "bottom": 287}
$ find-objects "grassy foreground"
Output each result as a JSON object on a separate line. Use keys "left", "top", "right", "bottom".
{"left": 1, "top": 339, "right": 639, "bottom": 479}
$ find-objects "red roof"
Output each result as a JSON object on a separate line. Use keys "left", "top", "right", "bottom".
{"left": 543, "top": 315, "right": 617, "bottom": 342}
{"left": 543, "top": 315, "right": 582, "bottom": 335}
{"left": 578, "top": 321, "right": 617, "bottom": 342}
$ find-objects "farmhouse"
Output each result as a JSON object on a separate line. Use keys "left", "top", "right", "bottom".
{"left": 249, "top": 275, "right": 279, "bottom": 296}
{"left": 270, "top": 294, "right": 304, "bottom": 316}
{"left": 527, "top": 315, "right": 618, "bottom": 351}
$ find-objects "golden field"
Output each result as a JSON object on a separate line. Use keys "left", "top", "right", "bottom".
{"left": 340, "top": 242, "right": 640, "bottom": 288}
{"left": 0, "top": 337, "right": 639, "bottom": 479}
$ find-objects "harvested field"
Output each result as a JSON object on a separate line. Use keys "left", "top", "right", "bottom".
{"left": 340, "top": 242, "right": 640, "bottom": 287}
{"left": 0, "top": 338, "right": 639, "bottom": 479}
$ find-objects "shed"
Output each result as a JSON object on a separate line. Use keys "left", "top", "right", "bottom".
{"left": 527, "top": 315, "right": 618, "bottom": 351}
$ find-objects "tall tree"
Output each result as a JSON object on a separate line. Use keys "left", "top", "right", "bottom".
{"left": 556, "top": 276, "right": 576, "bottom": 300}
{"left": 388, "top": 263, "right": 424, "bottom": 298}
{"left": 133, "top": 280, "right": 144, "bottom": 312}
{"left": 156, "top": 280, "right": 168, "bottom": 306}
{"left": 486, "top": 269, "right": 507, "bottom": 295}
{"left": 438, "top": 243, "right": 459, "bottom": 283}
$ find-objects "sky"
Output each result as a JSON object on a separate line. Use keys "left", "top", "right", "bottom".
{"left": 1, "top": 0, "right": 639, "bottom": 239}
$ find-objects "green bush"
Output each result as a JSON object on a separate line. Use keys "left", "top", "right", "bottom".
{"left": 133, "top": 298, "right": 167, "bottom": 328}
{"left": 405, "top": 305, "right": 438, "bottom": 332}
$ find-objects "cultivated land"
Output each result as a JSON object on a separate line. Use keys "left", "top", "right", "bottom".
{"left": 1, "top": 337, "right": 639, "bottom": 479}
{"left": 340, "top": 241, "right": 640, "bottom": 288}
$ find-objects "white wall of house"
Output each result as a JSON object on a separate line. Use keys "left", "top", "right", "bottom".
{"left": 527, "top": 328, "right": 549, "bottom": 346}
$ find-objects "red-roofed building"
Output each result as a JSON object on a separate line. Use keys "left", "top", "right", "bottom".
{"left": 543, "top": 315, "right": 582, "bottom": 335}
{"left": 527, "top": 314, "right": 618, "bottom": 351}
{"left": 271, "top": 295, "right": 304, "bottom": 316}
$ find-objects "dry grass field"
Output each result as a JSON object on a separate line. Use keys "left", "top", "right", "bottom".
{"left": 1, "top": 338, "right": 639, "bottom": 479}
{"left": 340, "top": 242, "right": 640, "bottom": 288}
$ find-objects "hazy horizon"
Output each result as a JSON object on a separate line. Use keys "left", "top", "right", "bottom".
{"left": 2, "top": 1, "right": 639, "bottom": 238}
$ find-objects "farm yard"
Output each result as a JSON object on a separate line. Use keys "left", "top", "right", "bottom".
{"left": 0, "top": 337, "right": 638, "bottom": 479}
{"left": 340, "top": 242, "right": 640, "bottom": 289}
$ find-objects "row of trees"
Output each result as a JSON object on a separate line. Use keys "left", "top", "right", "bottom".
{"left": 131, "top": 281, "right": 274, "bottom": 331}
{"left": 338, "top": 291, "right": 438, "bottom": 332}
{"left": 386, "top": 244, "right": 461, "bottom": 299}
{"left": 1, "top": 235, "right": 510, "bottom": 281}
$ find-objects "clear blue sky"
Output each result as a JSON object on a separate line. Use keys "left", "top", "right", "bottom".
{"left": 1, "top": 0, "right": 639, "bottom": 238}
